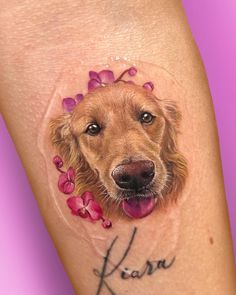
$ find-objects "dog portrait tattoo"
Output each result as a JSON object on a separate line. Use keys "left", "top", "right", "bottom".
{"left": 48, "top": 64, "right": 188, "bottom": 229}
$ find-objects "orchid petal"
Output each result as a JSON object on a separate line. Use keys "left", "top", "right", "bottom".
{"left": 58, "top": 171, "right": 75, "bottom": 194}
{"left": 86, "top": 200, "right": 103, "bottom": 220}
{"left": 75, "top": 93, "right": 84, "bottom": 102}
{"left": 67, "top": 196, "right": 84, "bottom": 215}
{"left": 67, "top": 167, "right": 75, "bottom": 181}
{"left": 62, "top": 97, "right": 77, "bottom": 112}
{"left": 82, "top": 191, "right": 94, "bottom": 206}
{"left": 89, "top": 71, "right": 100, "bottom": 81}
{"left": 88, "top": 79, "right": 101, "bottom": 91}
{"left": 78, "top": 208, "right": 89, "bottom": 218}
{"left": 98, "top": 70, "right": 115, "bottom": 84}
{"left": 63, "top": 181, "right": 75, "bottom": 194}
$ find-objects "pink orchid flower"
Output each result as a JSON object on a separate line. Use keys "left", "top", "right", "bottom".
{"left": 58, "top": 167, "right": 75, "bottom": 194}
{"left": 62, "top": 66, "right": 154, "bottom": 112}
{"left": 88, "top": 70, "right": 115, "bottom": 91}
{"left": 67, "top": 192, "right": 112, "bottom": 228}
{"left": 62, "top": 93, "right": 84, "bottom": 112}
{"left": 53, "top": 156, "right": 76, "bottom": 195}
{"left": 87, "top": 67, "right": 138, "bottom": 91}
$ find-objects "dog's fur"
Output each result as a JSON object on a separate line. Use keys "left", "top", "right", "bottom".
{"left": 50, "top": 82, "right": 187, "bottom": 215}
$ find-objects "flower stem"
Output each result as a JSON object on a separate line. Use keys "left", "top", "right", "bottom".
{"left": 114, "top": 69, "right": 130, "bottom": 83}
{"left": 56, "top": 167, "right": 65, "bottom": 174}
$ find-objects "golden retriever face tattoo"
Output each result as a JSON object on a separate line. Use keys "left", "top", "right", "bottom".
{"left": 50, "top": 67, "right": 188, "bottom": 228}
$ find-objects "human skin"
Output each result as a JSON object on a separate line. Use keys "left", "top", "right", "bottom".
{"left": 0, "top": 0, "right": 235, "bottom": 294}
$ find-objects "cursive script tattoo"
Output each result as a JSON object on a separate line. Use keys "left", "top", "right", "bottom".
{"left": 93, "top": 227, "right": 175, "bottom": 295}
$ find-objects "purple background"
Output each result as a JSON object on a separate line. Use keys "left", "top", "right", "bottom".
{"left": 0, "top": 1, "right": 235, "bottom": 293}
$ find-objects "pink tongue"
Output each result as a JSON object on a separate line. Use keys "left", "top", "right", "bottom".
{"left": 122, "top": 197, "right": 155, "bottom": 219}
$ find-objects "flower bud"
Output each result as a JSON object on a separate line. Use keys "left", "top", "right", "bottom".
{"left": 143, "top": 81, "right": 154, "bottom": 91}
{"left": 128, "top": 67, "right": 137, "bottom": 76}
{"left": 53, "top": 155, "right": 63, "bottom": 169}
{"left": 102, "top": 219, "right": 112, "bottom": 229}
{"left": 58, "top": 167, "right": 75, "bottom": 194}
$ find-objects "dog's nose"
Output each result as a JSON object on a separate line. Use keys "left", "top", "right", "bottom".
{"left": 111, "top": 160, "right": 155, "bottom": 190}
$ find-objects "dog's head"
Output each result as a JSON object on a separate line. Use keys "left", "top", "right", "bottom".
{"left": 50, "top": 82, "right": 187, "bottom": 218}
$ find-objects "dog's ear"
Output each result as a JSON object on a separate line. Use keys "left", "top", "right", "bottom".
{"left": 161, "top": 100, "right": 188, "bottom": 197}
{"left": 162, "top": 100, "right": 182, "bottom": 128}
{"left": 49, "top": 113, "right": 78, "bottom": 166}
{"left": 49, "top": 114, "right": 100, "bottom": 192}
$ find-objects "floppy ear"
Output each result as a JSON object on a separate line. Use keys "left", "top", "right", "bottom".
{"left": 49, "top": 114, "right": 101, "bottom": 193}
{"left": 162, "top": 100, "right": 182, "bottom": 128}
{"left": 49, "top": 113, "right": 79, "bottom": 167}
{"left": 161, "top": 101, "right": 188, "bottom": 197}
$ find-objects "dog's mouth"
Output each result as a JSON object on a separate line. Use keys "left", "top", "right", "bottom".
{"left": 122, "top": 195, "right": 156, "bottom": 218}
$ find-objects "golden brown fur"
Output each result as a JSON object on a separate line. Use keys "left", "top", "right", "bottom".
{"left": 50, "top": 82, "right": 188, "bottom": 215}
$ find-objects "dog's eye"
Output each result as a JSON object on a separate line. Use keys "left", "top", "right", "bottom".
{"left": 86, "top": 123, "right": 101, "bottom": 136}
{"left": 140, "top": 112, "right": 154, "bottom": 124}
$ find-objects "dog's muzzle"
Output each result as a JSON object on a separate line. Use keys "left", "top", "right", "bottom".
{"left": 111, "top": 160, "right": 156, "bottom": 219}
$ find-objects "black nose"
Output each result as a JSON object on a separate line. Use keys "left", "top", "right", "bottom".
{"left": 111, "top": 160, "right": 155, "bottom": 190}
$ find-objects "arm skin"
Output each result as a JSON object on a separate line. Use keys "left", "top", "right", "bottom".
{"left": 0, "top": 0, "right": 235, "bottom": 294}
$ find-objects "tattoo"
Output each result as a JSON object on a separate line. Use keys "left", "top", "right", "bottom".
{"left": 49, "top": 63, "right": 188, "bottom": 230}
{"left": 93, "top": 227, "right": 175, "bottom": 295}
